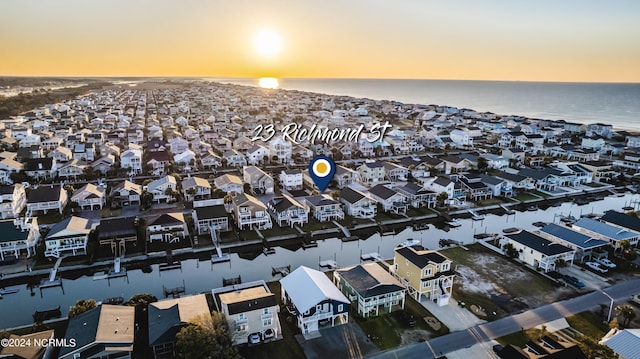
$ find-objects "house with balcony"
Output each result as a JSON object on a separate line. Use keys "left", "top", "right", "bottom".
{"left": 280, "top": 266, "right": 350, "bottom": 334}
{"left": 0, "top": 217, "right": 40, "bottom": 261}
{"left": 213, "top": 174, "right": 244, "bottom": 195}
{"left": 232, "top": 193, "right": 272, "bottom": 230}
{"left": 356, "top": 161, "right": 385, "bottom": 186}
{"left": 110, "top": 180, "right": 142, "bottom": 207}
{"left": 572, "top": 217, "right": 640, "bottom": 249}
{"left": 200, "top": 151, "right": 222, "bottom": 169}
{"left": 24, "top": 157, "right": 57, "bottom": 180}
{"left": 44, "top": 216, "right": 92, "bottom": 258}
{"left": 215, "top": 280, "right": 282, "bottom": 345}
{"left": 223, "top": 149, "right": 247, "bottom": 167}
{"left": 146, "top": 150, "right": 171, "bottom": 175}
{"left": 340, "top": 187, "right": 376, "bottom": 219}
{"left": 279, "top": 169, "right": 303, "bottom": 191}
{"left": 503, "top": 230, "right": 575, "bottom": 272}
{"left": 192, "top": 203, "right": 229, "bottom": 235}
{"left": 269, "top": 137, "right": 292, "bottom": 164}
{"left": 0, "top": 157, "right": 23, "bottom": 185}
{"left": 26, "top": 185, "right": 68, "bottom": 215}
{"left": 147, "top": 212, "right": 189, "bottom": 243}
{"left": 494, "top": 171, "right": 535, "bottom": 191}
{"left": 458, "top": 173, "right": 493, "bottom": 201}
{"left": 73, "top": 143, "right": 96, "bottom": 162}
{"left": 334, "top": 262, "right": 406, "bottom": 318}
{"left": 181, "top": 176, "right": 212, "bottom": 202}
{"left": 383, "top": 162, "right": 409, "bottom": 182}
{"left": 48, "top": 146, "right": 72, "bottom": 163}
{"left": 59, "top": 304, "right": 135, "bottom": 359}
{"left": 396, "top": 182, "right": 437, "bottom": 208}
{"left": 146, "top": 175, "right": 177, "bottom": 204}
{"left": 120, "top": 145, "right": 143, "bottom": 175}
{"left": 267, "top": 195, "right": 309, "bottom": 228}
{"left": 148, "top": 294, "right": 210, "bottom": 359}
{"left": 304, "top": 194, "right": 344, "bottom": 222}
{"left": 538, "top": 223, "right": 608, "bottom": 263}
{"left": 368, "top": 184, "right": 408, "bottom": 214}
{"left": 246, "top": 144, "right": 270, "bottom": 165}
{"left": 71, "top": 183, "right": 106, "bottom": 210}
{"left": 0, "top": 183, "right": 26, "bottom": 219}
{"left": 97, "top": 217, "right": 138, "bottom": 256}
{"left": 243, "top": 166, "right": 274, "bottom": 195}
{"left": 389, "top": 246, "right": 454, "bottom": 305}
{"left": 334, "top": 165, "right": 360, "bottom": 188}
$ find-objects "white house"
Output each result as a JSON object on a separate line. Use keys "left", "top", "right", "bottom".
{"left": 232, "top": 193, "right": 272, "bottom": 230}
{"left": 304, "top": 195, "right": 344, "bottom": 222}
{"left": 0, "top": 183, "right": 26, "bottom": 219}
{"left": 279, "top": 169, "right": 303, "bottom": 191}
{"left": 368, "top": 184, "right": 408, "bottom": 214}
{"left": 44, "top": 216, "right": 92, "bottom": 258}
{"left": 243, "top": 166, "right": 274, "bottom": 195}
{"left": 340, "top": 187, "right": 376, "bottom": 219}
{"left": 146, "top": 175, "right": 177, "bottom": 203}
{"left": 213, "top": 174, "right": 244, "bottom": 195}
{"left": 0, "top": 217, "right": 40, "bottom": 261}
{"left": 267, "top": 195, "right": 309, "bottom": 228}
{"left": 503, "top": 230, "right": 575, "bottom": 272}
{"left": 71, "top": 183, "right": 106, "bottom": 210}
{"left": 147, "top": 213, "right": 189, "bottom": 243}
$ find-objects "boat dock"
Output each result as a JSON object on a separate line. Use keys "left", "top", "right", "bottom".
{"left": 163, "top": 281, "right": 185, "bottom": 298}
{"left": 40, "top": 256, "right": 64, "bottom": 289}
{"left": 501, "top": 204, "right": 515, "bottom": 215}
{"left": 272, "top": 265, "right": 291, "bottom": 277}
{"left": 210, "top": 225, "right": 231, "bottom": 263}
{"left": 222, "top": 275, "right": 242, "bottom": 286}
{"left": 468, "top": 209, "right": 485, "bottom": 221}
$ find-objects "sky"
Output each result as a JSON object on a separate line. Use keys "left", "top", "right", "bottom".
{"left": 1, "top": 0, "right": 639, "bottom": 82}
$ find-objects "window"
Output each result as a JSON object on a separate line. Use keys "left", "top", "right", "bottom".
{"left": 263, "top": 308, "right": 270, "bottom": 315}
{"left": 238, "top": 313, "right": 245, "bottom": 320}
{"left": 441, "top": 263, "right": 449, "bottom": 271}
{"left": 263, "top": 318, "right": 272, "bottom": 327}
{"left": 337, "top": 304, "right": 344, "bottom": 312}
{"left": 422, "top": 280, "right": 430, "bottom": 288}
{"left": 394, "top": 264, "right": 398, "bottom": 271}
{"left": 424, "top": 268, "right": 432, "bottom": 277}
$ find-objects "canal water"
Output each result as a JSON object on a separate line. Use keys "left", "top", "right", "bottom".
{"left": 1, "top": 192, "right": 638, "bottom": 329}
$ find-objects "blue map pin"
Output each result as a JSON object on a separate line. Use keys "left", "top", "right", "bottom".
{"left": 308, "top": 156, "right": 336, "bottom": 191}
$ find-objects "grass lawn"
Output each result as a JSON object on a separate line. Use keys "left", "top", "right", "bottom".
{"left": 241, "top": 230, "right": 262, "bottom": 241}
{"left": 514, "top": 193, "right": 538, "bottom": 201}
{"left": 304, "top": 218, "right": 337, "bottom": 231}
{"left": 476, "top": 198, "right": 504, "bottom": 206}
{"left": 260, "top": 227, "right": 299, "bottom": 238}
{"left": 442, "top": 245, "right": 557, "bottom": 300}
{"left": 566, "top": 311, "right": 609, "bottom": 338}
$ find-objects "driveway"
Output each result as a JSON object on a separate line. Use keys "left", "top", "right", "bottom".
{"left": 560, "top": 265, "right": 610, "bottom": 290}
{"left": 300, "top": 323, "right": 379, "bottom": 359}
{"left": 421, "top": 298, "right": 486, "bottom": 331}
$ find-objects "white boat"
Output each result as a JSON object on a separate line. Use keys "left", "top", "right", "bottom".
{"left": 397, "top": 239, "right": 420, "bottom": 248}
{"left": 447, "top": 219, "right": 462, "bottom": 228}
{"left": 0, "top": 288, "right": 19, "bottom": 295}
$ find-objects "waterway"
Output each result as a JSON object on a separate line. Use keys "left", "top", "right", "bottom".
{"left": 0, "top": 192, "right": 638, "bottom": 329}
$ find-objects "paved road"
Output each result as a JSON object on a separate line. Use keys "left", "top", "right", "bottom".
{"left": 369, "top": 278, "right": 640, "bottom": 359}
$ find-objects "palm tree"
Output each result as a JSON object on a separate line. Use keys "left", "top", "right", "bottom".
{"left": 615, "top": 304, "right": 637, "bottom": 327}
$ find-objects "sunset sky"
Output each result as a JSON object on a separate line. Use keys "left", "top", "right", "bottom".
{"left": 1, "top": 0, "right": 639, "bottom": 82}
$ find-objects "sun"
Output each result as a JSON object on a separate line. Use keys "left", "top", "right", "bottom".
{"left": 258, "top": 77, "right": 279, "bottom": 89}
{"left": 253, "top": 28, "right": 283, "bottom": 58}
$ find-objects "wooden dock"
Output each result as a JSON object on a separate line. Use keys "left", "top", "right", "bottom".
{"left": 222, "top": 275, "right": 242, "bottom": 286}
{"left": 272, "top": 265, "right": 291, "bottom": 277}
{"left": 163, "top": 282, "right": 186, "bottom": 298}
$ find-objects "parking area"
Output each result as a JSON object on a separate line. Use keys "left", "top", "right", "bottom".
{"left": 299, "top": 323, "right": 379, "bottom": 359}
{"left": 421, "top": 298, "right": 486, "bottom": 332}
{"left": 560, "top": 265, "right": 611, "bottom": 290}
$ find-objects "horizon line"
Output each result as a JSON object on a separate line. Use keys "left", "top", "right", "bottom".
{"left": 0, "top": 75, "right": 639, "bottom": 85}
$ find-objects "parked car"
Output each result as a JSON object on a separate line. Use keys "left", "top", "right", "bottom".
{"left": 248, "top": 332, "right": 261, "bottom": 345}
{"left": 562, "top": 275, "right": 585, "bottom": 288}
{"left": 492, "top": 344, "right": 504, "bottom": 353}
{"left": 263, "top": 328, "right": 275, "bottom": 340}
{"left": 400, "top": 311, "right": 416, "bottom": 326}
{"left": 596, "top": 257, "right": 617, "bottom": 269}
{"left": 586, "top": 261, "right": 609, "bottom": 274}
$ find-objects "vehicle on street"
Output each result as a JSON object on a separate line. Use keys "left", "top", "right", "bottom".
{"left": 562, "top": 275, "right": 585, "bottom": 288}
{"left": 492, "top": 344, "right": 504, "bottom": 353}
{"left": 586, "top": 261, "right": 609, "bottom": 274}
{"left": 596, "top": 257, "right": 617, "bottom": 269}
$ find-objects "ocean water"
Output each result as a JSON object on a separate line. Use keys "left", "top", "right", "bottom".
{"left": 211, "top": 78, "right": 640, "bottom": 131}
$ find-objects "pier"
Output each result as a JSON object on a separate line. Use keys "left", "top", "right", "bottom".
{"left": 222, "top": 275, "right": 242, "bottom": 286}
{"left": 319, "top": 254, "right": 338, "bottom": 270}
{"left": 272, "top": 265, "right": 291, "bottom": 277}
{"left": 210, "top": 225, "right": 231, "bottom": 263}
{"left": 163, "top": 280, "right": 186, "bottom": 298}
{"left": 40, "top": 257, "right": 64, "bottom": 289}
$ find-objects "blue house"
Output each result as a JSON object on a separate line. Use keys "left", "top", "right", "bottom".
{"left": 280, "top": 266, "right": 349, "bottom": 334}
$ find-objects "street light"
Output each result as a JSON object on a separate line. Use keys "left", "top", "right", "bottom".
{"left": 601, "top": 290, "right": 615, "bottom": 322}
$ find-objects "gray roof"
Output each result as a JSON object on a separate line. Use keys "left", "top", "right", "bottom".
{"left": 27, "top": 185, "right": 62, "bottom": 203}
{"left": 395, "top": 246, "right": 448, "bottom": 267}
{"left": 340, "top": 187, "right": 366, "bottom": 204}
{"left": 337, "top": 263, "right": 404, "bottom": 298}
{"left": 305, "top": 195, "right": 339, "bottom": 207}
{"left": 98, "top": 217, "right": 137, "bottom": 239}
{"left": 148, "top": 304, "right": 182, "bottom": 346}
{"left": 573, "top": 217, "right": 640, "bottom": 242}
{"left": 601, "top": 210, "right": 640, "bottom": 233}
{"left": 602, "top": 329, "right": 640, "bottom": 359}
{"left": 506, "top": 230, "right": 573, "bottom": 256}
{"left": 539, "top": 223, "right": 608, "bottom": 249}
{"left": 368, "top": 184, "right": 398, "bottom": 200}
{"left": 194, "top": 205, "right": 228, "bottom": 220}
{"left": 0, "top": 220, "right": 31, "bottom": 243}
